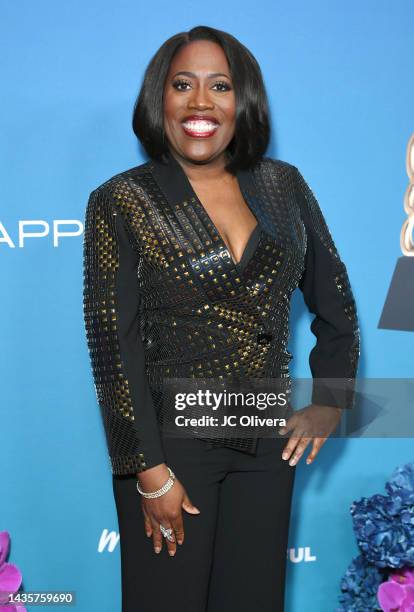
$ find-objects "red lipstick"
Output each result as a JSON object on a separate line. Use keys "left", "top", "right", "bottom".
{"left": 181, "top": 114, "right": 219, "bottom": 138}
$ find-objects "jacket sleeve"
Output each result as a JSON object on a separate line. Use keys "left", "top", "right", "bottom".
{"left": 294, "top": 166, "right": 360, "bottom": 410}
{"left": 82, "top": 185, "right": 166, "bottom": 475}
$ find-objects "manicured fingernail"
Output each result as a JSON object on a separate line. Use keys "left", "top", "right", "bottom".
{"left": 177, "top": 540, "right": 183, "bottom": 545}
{"left": 154, "top": 547, "right": 161, "bottom": 553}
{"left": 282, "top": 452, "right": 289, "bottom": 460}
{"left": 289, "top": 457, "right": 297, "bottom": 466}
{"left": 146, "top": 532, "right": 151, "bottom": 537}
{"left": 169, "top": 550, "right": 175, "bottom": 556}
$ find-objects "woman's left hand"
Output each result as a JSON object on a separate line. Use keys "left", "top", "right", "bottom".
{"left": 278, "top": 404, "right": 343, "bottom": 466}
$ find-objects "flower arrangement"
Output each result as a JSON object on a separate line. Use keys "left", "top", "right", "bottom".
{"left": 337, "top": 462, "right": 414, "bottom": 611}
{"left": 0, "top": 531, "right": 26, "bottom": 612}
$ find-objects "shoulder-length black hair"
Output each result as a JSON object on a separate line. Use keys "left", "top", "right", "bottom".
{"left": 132, "top": 25, "right": 270, "bottom": 174}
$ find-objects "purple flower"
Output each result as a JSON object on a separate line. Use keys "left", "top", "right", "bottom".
{"left": 378, "top": 567, "right": 414, "bottom": 611}
{"left": 0, "top": 532, "right": 26, "bottom": 612}
{"left": 388, "top": 568, "right": 414, "bottom": 585}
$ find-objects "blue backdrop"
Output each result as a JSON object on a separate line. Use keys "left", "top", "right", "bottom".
{"left": 1, "top": 1, "right": 413, "bottom": 610}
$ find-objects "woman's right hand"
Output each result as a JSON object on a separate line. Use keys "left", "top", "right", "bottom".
{"left": 137, "top": 464, "right": 201, "bottom": 557}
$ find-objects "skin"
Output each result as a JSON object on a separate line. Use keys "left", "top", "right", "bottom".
{"left": 136, "top": 39, "right": 343, "bottom": 557}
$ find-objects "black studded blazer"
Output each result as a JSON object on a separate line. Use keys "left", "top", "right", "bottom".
{"left": 82, "top": 151, "right": 360, "bottom": 476}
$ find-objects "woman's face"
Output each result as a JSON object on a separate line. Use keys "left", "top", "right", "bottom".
{"left": 163, "top": 40, "right": 236, "bottom": 165}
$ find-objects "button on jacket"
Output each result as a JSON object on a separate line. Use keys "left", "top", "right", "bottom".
{"left": 82, "top": 151, "right": 360, "bottom": 476}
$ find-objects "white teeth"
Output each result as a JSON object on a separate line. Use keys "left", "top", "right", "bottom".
{"left": 182, "top": 120, "right": 218, "bottom": 132}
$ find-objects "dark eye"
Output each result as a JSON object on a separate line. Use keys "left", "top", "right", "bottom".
{"left": 212, "top": 81, "right": 232, "bottom": 92}
{"left": 172, "top": 79, "right": 192, "bottom": 91}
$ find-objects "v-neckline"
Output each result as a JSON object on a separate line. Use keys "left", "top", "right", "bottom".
{"left": 191, "top": 195, "right": 261, "bottom": 268}
{"left": 150, "top": 151, "right": 263, "bottom": 272}
{"left": 234, "top": 222, "right": 261, "bottom": 271}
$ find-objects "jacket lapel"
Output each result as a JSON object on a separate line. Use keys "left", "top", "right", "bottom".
{"left": 150, "top": 150, "right": 264, "bottom": 267}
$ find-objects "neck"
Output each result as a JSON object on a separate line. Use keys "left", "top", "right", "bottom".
{"left": 167, "top": 148, "right": 233, "bottom": 184}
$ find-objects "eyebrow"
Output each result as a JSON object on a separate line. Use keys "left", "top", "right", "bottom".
{"left": 172, "top": 71, "right": 231, "bottom": 79}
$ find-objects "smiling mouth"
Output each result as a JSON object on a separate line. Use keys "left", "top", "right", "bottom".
{"left": 181, "top": 119, "right": 219, "bottom": 138}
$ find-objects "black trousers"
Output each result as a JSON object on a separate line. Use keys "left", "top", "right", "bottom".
{"left": 112, "top": 435, "right": 296, "bottom": 612}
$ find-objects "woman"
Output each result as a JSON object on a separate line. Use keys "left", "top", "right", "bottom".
{"left": 83, "top": 25, "right": 360, "bottom": 612}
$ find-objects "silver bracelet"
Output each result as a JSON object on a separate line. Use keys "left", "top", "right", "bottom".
{"left": 136, "top": 466, "right": 175, "bottom": 499}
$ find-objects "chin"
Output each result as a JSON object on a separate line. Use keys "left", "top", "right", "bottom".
{"left": 180, "top": 145, "right": 226, "bottom": 164}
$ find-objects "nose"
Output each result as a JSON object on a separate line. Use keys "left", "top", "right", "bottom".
{"left": 188, "top": 84, "right": 214, "bottom": 109}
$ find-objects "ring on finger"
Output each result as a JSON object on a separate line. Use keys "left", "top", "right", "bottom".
{"left": 160, "top": 524, "right": 175, "bottom": 542}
